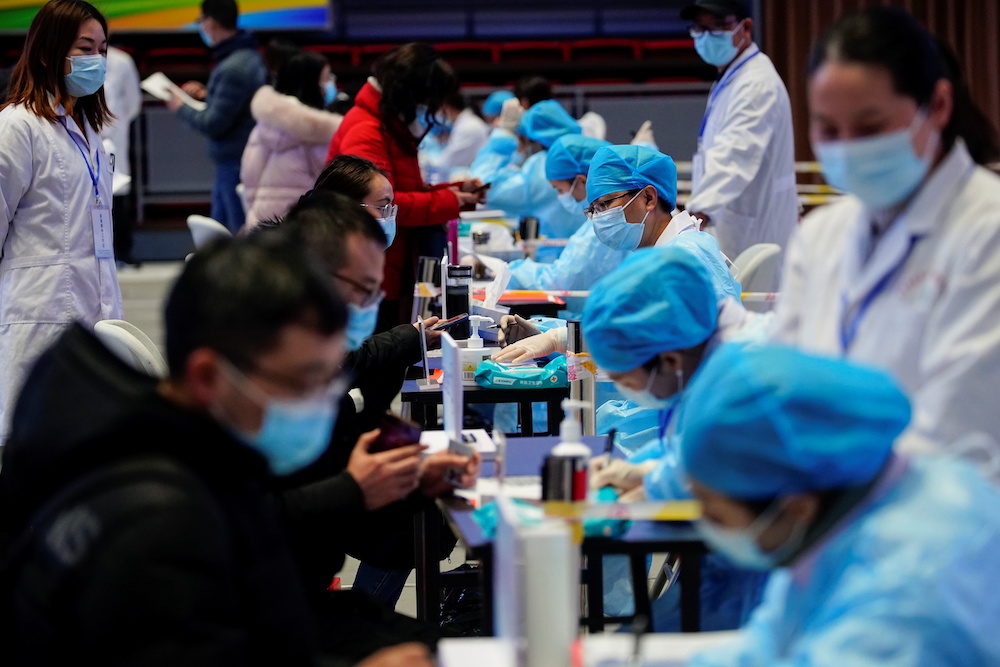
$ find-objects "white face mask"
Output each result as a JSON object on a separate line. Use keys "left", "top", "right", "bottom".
{"left": 696, "top": 499, "right": 808, "bottom": 570}
{"left": 556, "top": 176, "right": 586, "bottom": 214}
{"left": 614, "top": 365, "right": 682, "bottom": 411}
{"left": 592, "top": 190, "right": 648, "bottom": 251}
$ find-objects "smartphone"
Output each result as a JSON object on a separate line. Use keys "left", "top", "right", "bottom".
{"left": 371, "top": 412, "right": 422, "bottom": 453}
{"left": 430, "top": 313, "right": 469, "bottom": 331}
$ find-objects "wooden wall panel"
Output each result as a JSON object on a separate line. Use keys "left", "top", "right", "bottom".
{"left": 760, "top": 0, "right": 1000, "bottom": 161}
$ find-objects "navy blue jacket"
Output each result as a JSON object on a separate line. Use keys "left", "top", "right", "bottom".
{"left": 177, "top": 31, "right": 267, "bottom": 163}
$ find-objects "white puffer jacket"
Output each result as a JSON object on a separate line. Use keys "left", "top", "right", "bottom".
{"left": 239, "top": 85, "right": 342, "bottom": 231}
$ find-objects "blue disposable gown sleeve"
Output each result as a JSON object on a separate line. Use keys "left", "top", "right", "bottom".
{"left": 668, "top": 231, "right": 742, "bottom": 302}
{"left": 470, "top": 128, "right": 518, "bottom": 183}
{"left": 507, "top": 220, "right": 629, "bottom": 290}
{"left": 487, "top": 152, "right": 584, "bottom": 240}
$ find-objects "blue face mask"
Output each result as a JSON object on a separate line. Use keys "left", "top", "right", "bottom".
{"left": 557, "top": 177, "right": 586, "bottom": 215}
{"left": 198, "top": 25, "right": 215, "bottom": 48}
{"left": 323, "top": 80, "right": 338, "bottom": 106}
{"left": 592, "top": 190, "right": 647, "bottom": 251}
{"left": 377, "top": 214, "right": 397, "bottom": 246}
{"left": 410, "top": 104, "right": 430, "bottom": 138}
{"left": 219, "top": 362, "right": 345, "bottom": 477}
{"left": 346, "top": 300, "right": 381, "bottom": 350}
{"left": 695, "top": 499, "right": 807, "bottom": 570}
{"left": 693, "top": 22, "right": 745, "bottom": 67}
{"left": 64, "top": 54, "right": 106, "bottom": 97}
{"left": 813, "top": 113, "right": 937, "bottom": 210}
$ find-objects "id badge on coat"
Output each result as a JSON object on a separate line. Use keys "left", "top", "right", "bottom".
{"left": 91, "top": 206, "right": 113, "bottom": 258}
{"left": 691, "top": 150, "right": 705, "bottom": 194}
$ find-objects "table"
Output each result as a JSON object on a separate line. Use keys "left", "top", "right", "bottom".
{"left": 400, "top": 379, "right": 569, "bottom": 436}
{"left": 414, "top": 436, "right": 706, "bottom": 634}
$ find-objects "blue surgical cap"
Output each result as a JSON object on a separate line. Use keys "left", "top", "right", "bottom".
{"left": 586, "top": 145, "right": 678, "bottom": 209}
{"left": 582, "top": 246, "right": 719, "bottom": 373}
{"left": 483, "top": 90, "right": 515, "bottom": 117}
{"left": 680, "top": 344, "right": 911, "bottom": 501}
{"left": 545, "top": 135, "right": 611, "bottom": 182}
{"left": 517, "top": 100, "right": 581, "bottom": 149}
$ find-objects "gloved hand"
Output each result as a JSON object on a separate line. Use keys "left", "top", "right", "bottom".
{"left": 497, "top": 314, "right": 541, "bottom": 346}
{"left": 589, "top": 458, "right": 657, "bottom": 493}
{"left": 498, "top": 97, "right": 523, "bottom": 133}
{"left": 491, "top": 328, "right": 564, "bottom": 364}
{"left": 631, "top": 120, "right": 656, "bottom": 148}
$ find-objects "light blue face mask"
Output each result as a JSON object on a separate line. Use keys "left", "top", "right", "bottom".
{"left": 693, "top": 22, "right": 744, "bottom": 67}
{"left": 695, "top": 499, "right": 807, "bottom": 570}
{"left": 377, "top": 215, "right": 397, "bottom": 246}
{"left": 813, "top": 112, "right": 937, "bottom": 210}
{"left": 219, "top": 362, "right": 344, "bottom": 476}
{"left": 557, "top": 177, "right": 586, "bottom": 215}
{"left": 410, "top": 104, "right": 430, "bottom": 138}
{"left": 509, "top": 150, "right": 527, "bottom": 168}
{"left": 64, "top": 54, "right": 106, "bottom": 97}
{"left": 592, "top": 190, "right": 647, "bottom": 251}
{"left": 323, "top": 80, "right": 338, "bottom": 106}
{"left": 346, "top": 300, "right": 381, "bottom": 350}
{"left": 198, "top": 25, "right": 215, "bottom": 48}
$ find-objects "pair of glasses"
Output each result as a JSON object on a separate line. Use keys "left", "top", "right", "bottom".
{"left": 222, "top": 357, "right": 349, "bottom": 403}
{"left": 333, "top": 272, "right": 384, "bottom": 308}
{"left": 360, "top": 202, "right": 397, "bottom": 219}
{"left": 688, "top": 21, "right": 741, "bottom": 38}
{"left": 584, "top": 190, "right": 640, "bottom": 220}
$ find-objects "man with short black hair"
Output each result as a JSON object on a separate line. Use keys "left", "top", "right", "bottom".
{"left": 167, "top": 0, "right": 267, "bottom": 233}
{"left": 0, "top": 234, "right": 437, "bottom": 666}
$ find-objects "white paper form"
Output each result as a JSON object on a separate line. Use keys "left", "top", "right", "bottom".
{"left": 141, "top": 72, "right": 207, "bottom": 111}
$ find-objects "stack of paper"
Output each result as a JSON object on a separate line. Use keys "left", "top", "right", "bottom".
{"left": 141, "top": 72, "right": 206, "bottom": 111}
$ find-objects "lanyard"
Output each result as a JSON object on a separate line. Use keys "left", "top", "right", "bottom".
{"left": 698, "top": 47, "right": 761, "bottom": 143}
{"left": 58, "top": 117, "right": 101, "bottom": 207}
{"left": 840, "top": 235, "right": 920, "bottom": 350}
{"left": 657, "top": 402, "right": 679, "bottom": 447}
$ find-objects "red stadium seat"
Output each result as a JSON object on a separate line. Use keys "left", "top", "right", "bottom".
{"left": 302, "top": 44, "right": 357, "bottom": 69}
{"left": 434, "top": 41, "right": 499, "bottom": 65}
{"left": 498, "top": 40, "right": 569, "bottom": 63}
{"left": 568, "top": 39, "right": 640, "bottom": 62}
{"left": 355, "top": 43, "right": 398, "bottom": 72}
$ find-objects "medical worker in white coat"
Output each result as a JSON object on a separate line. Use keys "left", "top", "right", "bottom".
{"left": 681, "top": 0, "right": 798, "bottom": 260}
{"left": 770, "top": 7, "right": 1000, "bottom": 483}
{"left": 0, "top": 0, "right": 123, "bottom": 444}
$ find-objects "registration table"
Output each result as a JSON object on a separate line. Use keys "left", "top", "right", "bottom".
{"left": 413, "top": 436, "right": 706, "bottom": 634}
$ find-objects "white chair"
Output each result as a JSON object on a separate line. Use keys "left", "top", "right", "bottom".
{"left": 731, "top": 243, "right": 782, "bottom": 293}
{"left": 94, "top": 320, "right": 169, "bottom": 378}
{"left": 186, "top": 214, "right": 232, "bottom": 250}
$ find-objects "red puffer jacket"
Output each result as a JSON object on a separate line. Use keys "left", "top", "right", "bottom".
{"left": 328, "top": 81, "right": 460, "bottom": 306}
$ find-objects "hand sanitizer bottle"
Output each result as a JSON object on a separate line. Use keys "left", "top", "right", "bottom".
{"left": 460, "top": 315, "right": 495, "bottom": 386}
{"left": 542, "top": 399, "right": 592, "bottom": 501}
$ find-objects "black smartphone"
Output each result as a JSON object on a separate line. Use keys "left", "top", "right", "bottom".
{"left": 430, "top": 313, "right": 469, "bottom": 331}
{"left": 370, "top": 412, "right": 422, "bottom": 453}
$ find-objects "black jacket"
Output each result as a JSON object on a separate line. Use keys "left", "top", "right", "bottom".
{"left": 0, "top": 324, "right": 331, "bottom": 666}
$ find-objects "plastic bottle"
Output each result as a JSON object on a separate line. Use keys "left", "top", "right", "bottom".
{"left": 460, "top": 315, "right": 495, "bottom": 386}
{"left": 542, "top": 399, "right": 592, "bottom": 502}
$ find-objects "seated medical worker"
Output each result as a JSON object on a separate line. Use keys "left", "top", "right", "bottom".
{"left": 493, "top": 144, "right": 740, "bottom": 366}
{"left": 680, "top": 344, "right": 1000, "bottom": 665}
{"left": 505, "top": 134, "right": 630, "bottom": 292}
{"left": 581, "top": 246, "right": 766, "bottom": 631}
{"left": 480, "top": 89, "right": 515, "bottom": 126}
{"left": 484, "top": 99, "right": 585, "bottom": 245}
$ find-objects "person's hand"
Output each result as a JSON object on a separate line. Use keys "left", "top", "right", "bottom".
{"left": 491, "top": 329, "right": 562, "bottom": 364}
{"left": 417, "top": 316, "right": 443, "bottom": 350}
{"left": 346, "top": 429, "right": 425, "bottom": 511}
{"left": 589, "top": 458, "right": 656, "bottom": 493}
{"left": 418, "top": 450, "right": 481, "bottom": 497}
{"left": 460, "top": 178, "right": 485, "bottom": 193}
{"left": 631, "top": 120, "right": 656, "bottom": 147}
{"left": 356, "top": 643, "right": 435, "bottom": 667}
{"left": 496, "top": 314, "right": 541, "bottom": 347}
{"left": 498, "top": 97, "right": 523, "bottom": 132}
{"left": 449, "top": 186, "right": 483, "bottom": 209}
{"left": 618, "top": 484, "right": 647, "bottom": 503}
{"left": 165, "top": 90, "right": 184, "bottom": 112}
{"left": 181, "top": 80, "right": 207, "bottom": 100}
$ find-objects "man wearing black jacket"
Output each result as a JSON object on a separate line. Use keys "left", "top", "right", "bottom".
{"left": 0, "top": 235, "right": 466, "bottom": 666}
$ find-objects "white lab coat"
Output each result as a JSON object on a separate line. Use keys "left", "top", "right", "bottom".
{"left": 770, "top": 141, "right": 1000, "bottom": 479}
{"left": 99, "top": 46, "right": 142, "bottom": 185}
{"left": 436, "top": 107, "right": 490, "bottom": 179}
{"left": 687, "top": 44, "right": 798, "bottom": 260}
{"left": 0, "top": 102, "right": 124, "bottom": 442}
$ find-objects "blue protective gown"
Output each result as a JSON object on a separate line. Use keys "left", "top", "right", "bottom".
{"left": 507, "top": 218, "right": 630, "bottom": 291}
{"left": 470, "top": 128, "right": 518, "bottom": 184}
{"left": 486, "top": 151, "right": 585, "bottom": 242}
{"left": 689, "top": 455, "right": 1000, "bottom": 666}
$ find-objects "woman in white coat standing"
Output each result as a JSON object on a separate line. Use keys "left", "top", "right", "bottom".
{"left": 240, "top": 50, "right": 342, "bottom": 232}
{"left": 770, "top": 7, "right": 1000, "bottom": 481}
{"left": 0, "top": 0, "right": 123, "bottom": 444}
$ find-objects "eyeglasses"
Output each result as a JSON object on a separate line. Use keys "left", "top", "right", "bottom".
{"left": 584, "top": 190, "right": 640, "bottom": 220}
{"left": 688, "top": 20, "right": 741, "bottom": 37}
{"left": 222, "top": 357, "right": 349, "bottom": 403}
{"left": 332, "top": 272, "right": 385, "bottom": 308}
{"left": 360, "top": 202, "right": 398, "bottom": 219}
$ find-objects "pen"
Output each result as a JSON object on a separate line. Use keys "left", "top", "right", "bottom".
{"left": 604, "top": 428, "right": 616, "bottom": 465}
